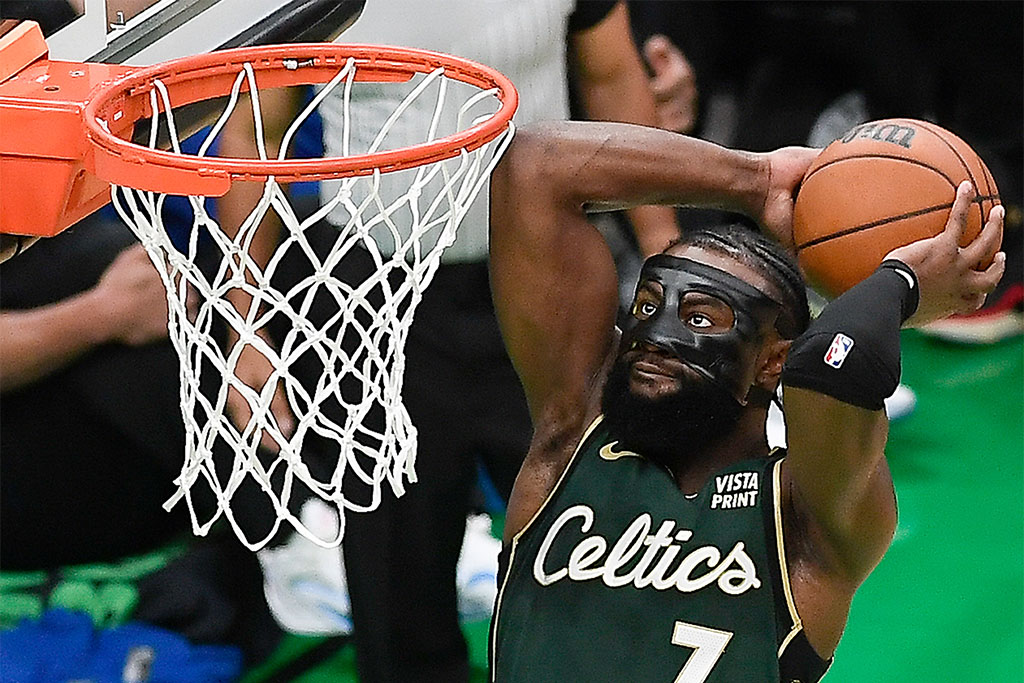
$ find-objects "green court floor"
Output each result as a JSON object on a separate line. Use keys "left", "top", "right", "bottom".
{"left": 244, "top": 331, "right": 1024, "bottom": 682}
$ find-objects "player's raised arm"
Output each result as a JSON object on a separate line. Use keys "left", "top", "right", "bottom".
{"left": 490, "top": 122, "right": 813, "bottom": 416}
{"left": 779, "top": 181, "right": 1005, "bottom": 654}
{"left": 488, "top": 121, "right": 814, "bottom": 537}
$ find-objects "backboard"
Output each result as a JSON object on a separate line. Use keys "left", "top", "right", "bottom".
{"left": 12, "top": 0, "right": 364, "bottom": 65}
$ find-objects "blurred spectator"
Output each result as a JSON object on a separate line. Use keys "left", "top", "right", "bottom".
{"left": 0, "top": 218, "right": 183, "bottom": 568}
{"left": 627, "top": 2, "right": 937, "bottom": 149}
{"left": 0, "top": 214, "right": 281, "bottom": 665}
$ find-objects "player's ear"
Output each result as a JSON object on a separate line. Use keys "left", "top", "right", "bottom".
{"left": 754, "top": 336, "right": 792, "bottom": 395}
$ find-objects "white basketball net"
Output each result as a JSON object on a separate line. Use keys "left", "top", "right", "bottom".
{"left": 110, "top": 56, "right": 514, "bottom": 550}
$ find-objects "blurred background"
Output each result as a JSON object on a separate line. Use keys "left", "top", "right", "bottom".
{"left": 0, "top": 1, "right": 1020, "bottom": 681}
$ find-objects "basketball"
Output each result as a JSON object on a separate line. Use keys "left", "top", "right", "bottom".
{"left": 792, "top": 118, "right": 1001, "bottom": 297}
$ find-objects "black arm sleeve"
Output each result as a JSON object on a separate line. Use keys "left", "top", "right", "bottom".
{"left": 781, "top": 260, "right": 919, "bottom": 411}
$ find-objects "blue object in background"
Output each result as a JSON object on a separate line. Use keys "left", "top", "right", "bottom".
{"left": 289, "top": 85, "right": 326, "bottom": 199}
{"left": 0, "top": 609, "right": 242, "bottom": 682}
{"left": 104, "top": 86, "right": 325, "bottom": 254}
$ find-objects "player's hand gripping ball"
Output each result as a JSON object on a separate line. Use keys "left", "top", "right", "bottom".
{"left": 792, "top": 118, "right": 1001, "bottom": 297}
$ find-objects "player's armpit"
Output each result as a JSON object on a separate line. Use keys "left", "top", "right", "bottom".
{"left": 502, "top": 336, "right": 618, "bottom": 545}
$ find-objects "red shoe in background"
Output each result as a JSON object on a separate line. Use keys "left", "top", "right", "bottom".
{"left": 921, "top": 283, "right": 1024, "bottom": 344}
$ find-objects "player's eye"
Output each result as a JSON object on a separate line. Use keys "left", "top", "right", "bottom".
{"left": 679, "top": 293, "right": 733, "bottom": 331}
{"left": 634, "top": 300, "right": 658, "bottom": 319}
{"left": 686, "top": 312, "right": 714, "bottom": 329}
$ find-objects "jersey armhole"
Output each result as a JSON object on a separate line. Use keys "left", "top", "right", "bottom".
{"left": 508, "top": 414, "right": 605, "bottom": 545}
{"left": 765, "top": 456, "right": 833, "bottom": 682}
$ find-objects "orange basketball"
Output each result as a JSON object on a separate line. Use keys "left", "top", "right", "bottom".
{"left": 793, "top": 118, "right": 1000, "bottom": 297}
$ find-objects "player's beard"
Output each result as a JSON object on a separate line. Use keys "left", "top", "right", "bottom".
{"left": 600, "top": 356, "right": 743, "bottom": 471}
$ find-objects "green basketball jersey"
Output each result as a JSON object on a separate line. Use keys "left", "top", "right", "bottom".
{"left": 491, "top": 416, "right": 831, "bottom": 683}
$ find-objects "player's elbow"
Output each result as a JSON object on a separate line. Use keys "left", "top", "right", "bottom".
{"left": 493, "top": 122, "right": 566, "bottom": 191}
{"left": 491, "top": 123, "right": 576, "bottom": 236}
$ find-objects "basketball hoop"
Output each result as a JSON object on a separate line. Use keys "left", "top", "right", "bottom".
{"left": 0, "top": 24, "right": 517, "bottom": 549}
{"left": 82, "top": 43, "right": 517, "bottom": 194}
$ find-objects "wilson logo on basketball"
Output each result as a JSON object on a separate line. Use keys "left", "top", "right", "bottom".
{"left": 840, "top": 122, "right": 916, "bottom": 149}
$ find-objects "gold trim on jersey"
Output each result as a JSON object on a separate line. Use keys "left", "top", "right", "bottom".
{"left": 490, "top": 541, "right": 517, "bottom": 683}
{"left": 490, "top": 414, "right": 605, "bottom": 681}
{"left": 773, "top": 457, "right": 804, "bottom": 658}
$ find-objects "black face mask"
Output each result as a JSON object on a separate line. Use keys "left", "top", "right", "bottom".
{"left": 620, "top": 255, "right": 784, "bottom": 402}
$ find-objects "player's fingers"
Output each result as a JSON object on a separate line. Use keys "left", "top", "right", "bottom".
{"left": 652, "top": 73, "right": 695, "bottom": 102}
{"left": 246, "top": 383, "right": 291, "bottom": 452}
{"left": 650, "top": 65, "right": 692, "bottom": 103}
{"left": 961, "top": 292, "right": 987, "bottom": 313}
{"left": 657, "top": 101, "right": 681, "bottom": 119}
{"left": 643, "top": 35, "right": 673, "bottom": 73}
{"left": 943, "top": 181, "right": 975, "bottom": 245}
{"left": 965, "top": 251, "right": 1006, "bottom": 294}
{"left": 646, "top": 39, "right": 693, "bottom": 94}
{"left": 665, "top": 111, "right": 696, "bottom": 135}
{"left": 226, "top": 384, "right": 254, "bottom": 435}
{"left": 961, "top": 204, "right": 1004, "bottom": 268}
{"left": 185, "top": 284, "right": 200, "bottom": 322}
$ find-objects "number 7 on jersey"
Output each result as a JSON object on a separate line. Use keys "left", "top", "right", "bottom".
{"left": 671, "top": 620, "right": 733, "bottom": 683}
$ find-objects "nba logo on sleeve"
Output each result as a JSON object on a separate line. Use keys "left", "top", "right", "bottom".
{"left": 823, "top": 333, "right": 854, "bottom": 368}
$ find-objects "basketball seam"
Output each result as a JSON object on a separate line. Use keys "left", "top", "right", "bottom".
{"left": 794, "top": 197, "right": 997, "bottom": 252}
{"left": 981, "top": 163, "right": 996, "bottom": 199}
{"left": 978, "top": 152, "right": 1000, "bottom": 216}
{"left": 803, "top": 154, "right": 959, "bottom": 190}
{"left": 912, "top": 119, "right": 986, "bottom": 226}
{"left": 913, "top": 120, "right": 977, "bottom": 183}
{"left": 977, "top": 153, "right": 994, "bottom": 200}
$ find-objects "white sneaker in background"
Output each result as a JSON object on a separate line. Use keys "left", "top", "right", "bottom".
{"left": 885, "top": 383, "right": 917, "bottom": 421}
{"left": 456, "top": 513, "right": 502, "bottom": 623}
{"left": 258, "top": 506, "right": 503, "bottom": 634}
{"left": 807, "top": 91, "right": 870, "bottom": 148}
{"left": 257, "top": 499, "right": 352, "bottom": 636}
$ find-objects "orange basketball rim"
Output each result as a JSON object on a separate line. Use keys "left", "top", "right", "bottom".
{"left": 0, "top": 20, "right": 518, "bottom": 238}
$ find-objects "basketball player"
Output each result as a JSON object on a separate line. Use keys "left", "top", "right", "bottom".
{"left": 487, "top": 121, "right": 1005, "bottom": 681}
